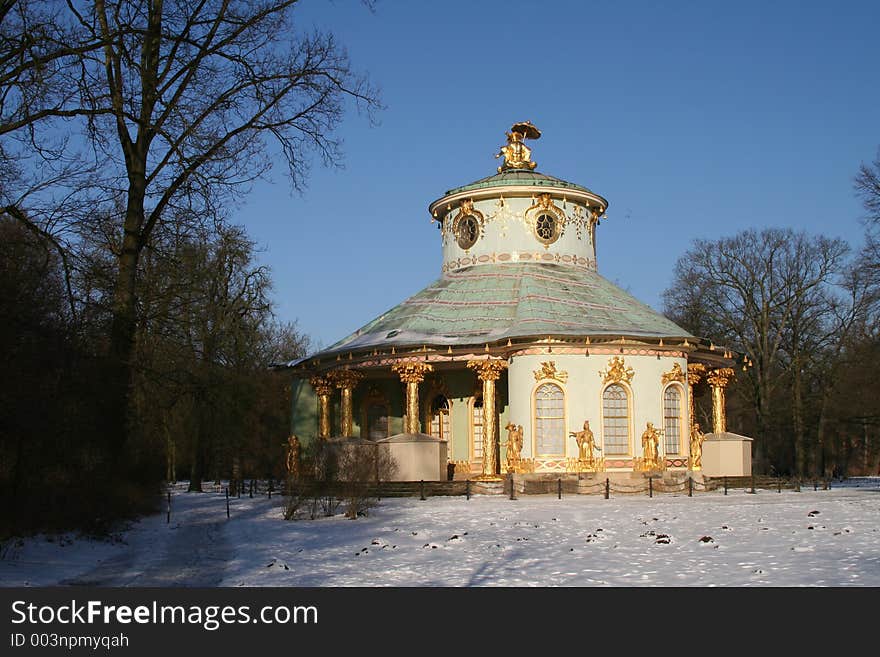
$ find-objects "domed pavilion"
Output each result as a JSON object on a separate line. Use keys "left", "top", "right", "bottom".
{"left": 284, "top": 123, "right": 748, "bottom": 481}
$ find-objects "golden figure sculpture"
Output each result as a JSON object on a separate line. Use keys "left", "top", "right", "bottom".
{"left": 496, "top": 121, "right": 541, "bottom": 172}
{"left": 689, "top": 422, "right": 705, "bottom": 470}
{"left": 285, "top": 434, "right": 301, "bottom": 479}
{"left": 641, "top": 422, "right": 662, "bottom": 469}
{"left": 504, "top": 422, "right": 524, "bottom": 470}
{"left": 570, "top": 420, "right": 600, "bottom": 463}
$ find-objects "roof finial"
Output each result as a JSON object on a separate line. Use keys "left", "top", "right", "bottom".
{"left": 495, "top": 121, "right": 541, "bottom": 172}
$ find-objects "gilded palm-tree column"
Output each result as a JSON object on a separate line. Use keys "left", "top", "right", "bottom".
{"left": 328, "top": 369, "right": 364, "bottom": 437}
{"left": 686, "top": 363, "right": 707, "bottom": 434}
{"left": 309, "top": 376, "right": 334, "bottom": 439}
{"left": 706, "top": 368, "right": 735, "bottom": 435}
{"left": 467, "top": 359, "right": 508, "bottom": 479}
{"left": 391, "top": 362, "right": 434, "bottom": 434}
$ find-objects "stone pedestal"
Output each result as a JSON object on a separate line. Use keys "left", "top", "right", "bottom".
{"left": 701, "top": 432, "right": 753, "bottom": 476}
{"left": 377, "top": 433, "right": 448, "bottom": 481}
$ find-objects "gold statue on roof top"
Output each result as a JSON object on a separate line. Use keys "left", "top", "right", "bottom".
{"left": 496, "top": 121, "right": 541, "bottom": 172}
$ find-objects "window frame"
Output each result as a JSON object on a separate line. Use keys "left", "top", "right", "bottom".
{"left": 600, "top": 382, "right": 633, "bottom": 456}
{"left": 531, "top": 380, "right": 567, "bottom": 458}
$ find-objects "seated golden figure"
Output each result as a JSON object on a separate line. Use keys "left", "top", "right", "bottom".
{"left": 495, "top": 121, "right": 541, "bottom": 172}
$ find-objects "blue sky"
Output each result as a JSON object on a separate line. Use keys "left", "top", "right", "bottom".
{"left": 233, "top": 0, "right": 880, "bottom": 350}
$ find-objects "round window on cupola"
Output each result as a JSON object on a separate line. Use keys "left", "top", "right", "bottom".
{"left": 456, "top": 214, "right": 480, "bottom": 250}
{"left": 526, "top": 193, "right": 565, "bottom": 247}
{"left": 534, "top": 213, "right": 558, "bottom": 243}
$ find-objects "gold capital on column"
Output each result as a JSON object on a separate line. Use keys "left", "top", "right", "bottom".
{"left": 391, "top": 362, "right": 433, "bottom": 434}
{"left": 310, "top": 376, "right": 334, "bottom": 439}
{"left": 468, "top": 360, "right": 508, "bottom": 479}
{"left": 328, "top": 369, "right": 364, "bottom": 437}
{"left": 706, "top": 367, "right": 734, "bottom": 435}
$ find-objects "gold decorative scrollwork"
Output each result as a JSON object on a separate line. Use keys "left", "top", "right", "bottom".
{"left": 686, "top": 362, "right": 707, "bottom": 385}
{"left": 451, "top": 199, "right": 485, "bottom": 251}
{"left": 391, "top": 361, "right": 434, "bottom": 384}
{"left": 533, "top": 361, "right": 568, "bottom": 383}
{"left": 525, "top": 193, "right": 565, "bottom": 247}
{"left": 706, "top": 367, "right": 735, "bottom": 389}
{"left": 661, "top": 362, "right": 686, "bottom": 385}
{"left": 599, "top": 356, "right": 634, "bottom": 385}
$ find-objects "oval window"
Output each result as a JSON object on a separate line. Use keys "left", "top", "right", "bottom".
{"left": 534, "top": 213, "right": 558, "bottom": 244}
{"left": 456, "top": 214, "right": 480, "bottom": 250}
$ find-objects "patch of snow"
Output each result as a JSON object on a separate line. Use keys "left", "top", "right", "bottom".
{"left": 1, "top": 478, "right": 879, "bottom": 587}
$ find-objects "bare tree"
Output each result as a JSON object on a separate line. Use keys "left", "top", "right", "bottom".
{"left": 1, "top": 0, "right": 380, "bottom": 462}
{"left": 664, "top": 228, "right": 848, "bottom": 472}
{"left": 855, "top": 147, "right": 880, "bottom": 280}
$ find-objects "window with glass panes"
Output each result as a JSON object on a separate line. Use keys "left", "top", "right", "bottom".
{"left": 602, "top": 384, "right": 629, "bottom": 455}
{"left": 663, "top": 387, "right": 682, "bottom": 455}
{"left": 534, "top": 383, "right": 565, "bottom": 456}
{"left": 471, "top": 398, "right": 484, "bottom": 460}
{"left": 429, "top": 395, "right": 450, "bottom": 442}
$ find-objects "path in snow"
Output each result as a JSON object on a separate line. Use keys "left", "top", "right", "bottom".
{"left": 59, "top": 489, "right": 242, "bottom": 587}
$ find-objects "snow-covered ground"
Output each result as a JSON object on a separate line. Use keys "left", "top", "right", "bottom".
{"left": 2, "top": 479, "right": 879, "bottom": 587}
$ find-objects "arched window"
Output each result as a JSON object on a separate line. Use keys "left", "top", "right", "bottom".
{"left": 602, "top": 384, "right": 629, "bottom": 455}
{"left": 428, "top": 395, "right": 450, "bottom": 442}
{"left": 534, "top": 382, "right": 565, "bottom": 456}
{"left": 663, "top": 387, "right": 682, "bottom": 455}
{"left": 471, "top": 397, "right": 484, "bottom": 461}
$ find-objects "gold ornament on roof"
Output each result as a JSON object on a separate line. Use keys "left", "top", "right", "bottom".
{"left": 533, "top": 361, "right": 568, "bottom": 383}
{"left": 496, "top": 121, "right": 541, "bottom": 172}
{"left": 661, "top": 362, "right": 686, "bottom": 385}
{"left": 600, "top": 356, "right": 634, "bottom": 385}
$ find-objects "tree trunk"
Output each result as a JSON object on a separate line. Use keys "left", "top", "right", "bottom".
{"left": 107, "top": 180, "right": 147, "bottom": 465}
{"left": 793, "top": 358, "right": 807, "bottom": 477}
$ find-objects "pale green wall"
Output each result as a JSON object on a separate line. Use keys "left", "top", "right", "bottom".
{"left": 290, "top": 378, "right": 317, "bottom": 448}
{"left": 440, "top": 197, "right": 598, "bottom": 272}
{"left": 506, "top": 353, "right": 690, "bottom": 460}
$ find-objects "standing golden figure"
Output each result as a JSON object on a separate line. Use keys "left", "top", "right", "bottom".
{"left": 689, "top": 422, "right": 705, "bottom": 470}
{"left": 570, "top": 420, "right": 601, "bottom": 464}
{"left": 504, "top": 422, "right": 524, "bottom": 471}
{"left": 640, "top": 422, "right": 662, "bottom": 470}
{"left": 285, "top": 434, "right": 301, "bottom": 480}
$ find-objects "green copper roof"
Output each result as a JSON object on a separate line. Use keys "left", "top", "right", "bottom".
{"left": 314, "top": 263, "right": 692, "bottom": 358}
{"left": 443, "top": 170, "right": 596, "bottom": 197}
